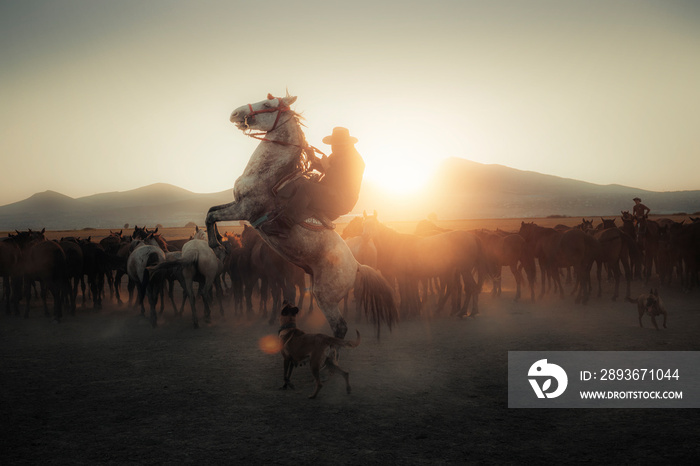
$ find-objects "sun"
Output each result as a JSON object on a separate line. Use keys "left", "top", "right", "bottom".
{"left": 362, "top": 147, "right": 435, "bottom": 196}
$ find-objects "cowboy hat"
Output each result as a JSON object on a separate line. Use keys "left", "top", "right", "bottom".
{"left": 633, "top": 197, "right": 641, "bottom": 202}
{"left": 322, "top": 127, "right": 358, "bottom": 145}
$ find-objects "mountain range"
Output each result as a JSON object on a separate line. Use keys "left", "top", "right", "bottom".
{"left": 1, "top": 158, "right": 699, "bottom": 230}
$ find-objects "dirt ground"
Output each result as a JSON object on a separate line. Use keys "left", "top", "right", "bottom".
{"left": 2, "top": 265, "right": 699, "bottom": 465}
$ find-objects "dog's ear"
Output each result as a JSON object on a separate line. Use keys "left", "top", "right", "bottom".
{"left": 280, "top": 303, "right": 293, "bottom": 316}
{"left": 290, "top": 306, "right": 300, "bottom": 316}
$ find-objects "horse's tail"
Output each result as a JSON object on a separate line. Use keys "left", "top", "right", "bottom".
{"left": 355, "top": 264, "right": 398, "bottom": 339}
{"left": 141, "top": 252, "right": 165, "bottom": 289}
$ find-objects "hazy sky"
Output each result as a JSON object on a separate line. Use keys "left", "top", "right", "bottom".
{"left": 2, "top": 0, "right": 699, "bottom": 205}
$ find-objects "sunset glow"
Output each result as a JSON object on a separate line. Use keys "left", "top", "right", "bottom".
{"left": 363, "top": 151, "right": 436, "bottom": 195}
{"left": 1, "top": 1, "right": 699, "bottom": 209}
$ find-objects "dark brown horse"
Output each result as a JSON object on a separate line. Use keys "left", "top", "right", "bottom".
{"left": 79, "top": 238, "right": 111, "bottom": 310}
{"left": 476, "top": 229, "right": 536, "bottom": 302}
{"left": 237, "top": 225, "right": 307, "bottom": 321}
{"left": 364, "top": 214, "right": 484, "bottom": 317}
{"left": 131, "top": 225, "right": 151, "bottom": 240}
{"left": 590, "top": 223, "right": 633, "bottom": 301}
{"left": 559, "top": 229, "right": 599, "bottom": 304}
{"left": 58, "top": 238, "right": 84, "bottom": 313}
{"left": 9, "top": 229, "right": 69, "bottom": 321}
{"left": 222, "top": 232, "right": 245, "bottom": 315}
{"left": 669, "top": 221, "right": 700, "bottom": 291}
{"left": 99, "top": 230, "right": 125, "bottom": 300}
{"left": 619, "top": 213, "right": 644, "bottom": 279}
{"left": 518, "top": 222, "right": 565, "bottom": 299}
{"left": 0, "top": 237, "right": 22, "bottom": 314}
{"left": 621, "top": 211, "right": 661, "bottom": 283}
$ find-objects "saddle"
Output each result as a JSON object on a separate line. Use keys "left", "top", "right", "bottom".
{"left": 253, "top": 172, "right": 336, "bottom": 237}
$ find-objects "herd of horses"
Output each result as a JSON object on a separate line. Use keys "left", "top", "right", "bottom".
{"left": 344, "top": 211, "right": 699, "bottom": 318}
{"left": 1, "top": 211, "right": 698, "bottom": 330}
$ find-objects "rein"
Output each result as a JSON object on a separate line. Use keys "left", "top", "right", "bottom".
{"left": 243, "top": 98, "right": 326, "bottom": 157}
{"left": 245, "top": 100, "right": 289, "bottom": 133}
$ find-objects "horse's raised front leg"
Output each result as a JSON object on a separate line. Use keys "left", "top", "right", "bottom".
{"left": 205, "top": 199, "right": 255, "bottom": 249}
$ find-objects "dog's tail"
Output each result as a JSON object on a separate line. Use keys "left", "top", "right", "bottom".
{"left": 329, "top": 329, "right": 361, "bottom": 350}
{"left": 625, "top": 296, "right": 637, "bottom": 304}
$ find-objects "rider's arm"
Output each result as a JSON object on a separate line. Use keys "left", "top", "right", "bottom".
{"left": 310, "top": 154, "right": 330, "bottom": 173}
{"left": 305, "top": 149, "right": 325, "bottom": 172}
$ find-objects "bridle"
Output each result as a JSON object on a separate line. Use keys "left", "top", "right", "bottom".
{"left": 244, "top": 95, "right": 291, "bottom": 135}
{"left": 241, "top": 95, "right": 326, "bottom": 157}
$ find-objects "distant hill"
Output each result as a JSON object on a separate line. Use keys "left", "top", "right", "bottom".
{"left": 0, "top": 185, "right": 233, "bottom": 231}
{"left": 356, "top": 158, "right": 700, "bottom": 220}
{"left": 1, "top": 158, "right": 699, "bottom": 230}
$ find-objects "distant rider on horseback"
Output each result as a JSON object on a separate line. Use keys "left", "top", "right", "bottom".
{"left": 260, "top": 127, "right": 365, "bottom": 238}
{"left": 632, "top": 197, "right": 650, "bottom": 237}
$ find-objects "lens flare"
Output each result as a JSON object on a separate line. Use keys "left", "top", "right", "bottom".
{"left": 258, "top": 334, "right": 283, "bottom": 354}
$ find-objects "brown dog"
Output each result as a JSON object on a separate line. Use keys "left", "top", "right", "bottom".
{"left": 278, "top": 304, "right": 360, "bottom": 399}
{"left": 626, "top": 289, "right": 667, "bottom": 330}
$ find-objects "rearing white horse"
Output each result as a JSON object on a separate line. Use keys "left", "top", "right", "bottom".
{"left": 206, "top": 93, "right": 396, "bottom": 338}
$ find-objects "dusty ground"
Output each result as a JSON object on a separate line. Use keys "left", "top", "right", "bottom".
{"left": 2, "top": 266, "right": 699, "bottom": 465}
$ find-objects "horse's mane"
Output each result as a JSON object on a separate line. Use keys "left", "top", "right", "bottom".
{"left": 223, "top": 231, "right": 242, "bottom": 248}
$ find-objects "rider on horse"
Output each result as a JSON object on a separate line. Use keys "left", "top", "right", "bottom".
{"left": 260, "top": 127, "right": 365, "bottom": 238}
{"left": 632, "top": 197, "right": 650, "bottom": 237}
